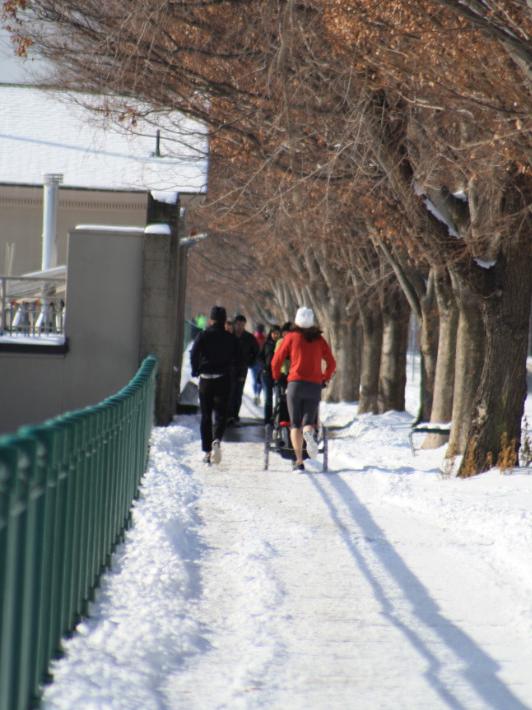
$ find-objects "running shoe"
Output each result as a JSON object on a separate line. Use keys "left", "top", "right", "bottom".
{"left": 304, "top": 430, "right": 319, "bottom": 459}
{"left": 211, "top": 439, "right": 222, "bottom": 464}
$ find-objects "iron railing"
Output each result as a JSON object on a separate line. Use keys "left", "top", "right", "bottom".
{"left": 0, "top": 355, "right": 158, "bottom": 710}
{"left": 0, "top": 276, "right": 66, "bottom": 338}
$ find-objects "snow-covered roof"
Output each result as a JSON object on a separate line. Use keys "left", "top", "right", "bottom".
{"left": 0, "top": 85, "right": 208, "bottom": 193}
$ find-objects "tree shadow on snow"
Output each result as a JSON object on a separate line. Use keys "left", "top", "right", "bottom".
{"left": 307, "top": 473, "right": 528, "bottom": 710}
{"left": 321, "top": 465, "right": 423, "bottom": 476}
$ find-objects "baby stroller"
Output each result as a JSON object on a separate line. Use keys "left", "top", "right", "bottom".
{"left": 263, "top": 380, "right": 328, "bottom": 471}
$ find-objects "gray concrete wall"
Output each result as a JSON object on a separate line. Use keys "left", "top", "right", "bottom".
{"left": 140, "top": 196, "right": 180, "bottom": 425}
{"left": 0, "top": 226, "right": 144, "bottom": 435}
{"left": 62, "top": 226, "right": 145, "bottom": 411}
{"left": 0, "top": 351, "right": 67, "bottom": 434}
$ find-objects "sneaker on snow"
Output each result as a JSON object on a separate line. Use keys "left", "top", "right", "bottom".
{"left": 202, "top": 452, "right": 211, "bottom": 465}
{"left": 304, "top": 430, "right": 319, "bottom": 459}
{"left": 292, "top": 461, "right": 305, "bottom": 472}
{"left": 211, "top": 439, "right": 222, "bottom": 464}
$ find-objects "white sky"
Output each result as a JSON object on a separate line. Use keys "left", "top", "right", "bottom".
{"left": 0, "top": 25, "right": 49, "bottom": 84}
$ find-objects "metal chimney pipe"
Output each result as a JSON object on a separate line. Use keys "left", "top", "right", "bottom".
{"left": 41, "top": 173, "right": 63, "bottom": 272}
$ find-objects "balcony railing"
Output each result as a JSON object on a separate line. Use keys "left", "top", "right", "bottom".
{"left": 0, "top": 275, "right": 66, "bottom": 340}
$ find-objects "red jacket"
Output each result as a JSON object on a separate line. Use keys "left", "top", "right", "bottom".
{"left": 271, "top": 331, "right": 336, "bottom": 384}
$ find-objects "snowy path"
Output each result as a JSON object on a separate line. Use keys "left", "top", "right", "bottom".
{"left": 42, "top": 393, "right": 532, "bottom": 710}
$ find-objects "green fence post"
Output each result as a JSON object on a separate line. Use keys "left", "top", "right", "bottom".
{"left": 67, "top": 412, "right": 86, "bottom": 631}
{"left": 78, "top": 411, "right": 93, "bottom": 619}
{"left": 56, "top": 415, "right": 77, "bottom": 639}
{"left": 88, "top": 407, "right": 104, "bottom": 598}
{"left": 0, "top": 452, "right": 9, "bottom": 684}
{"left": 102, "top": 402, "right": 114, "bottom": 569}
{"left": 22, "top": 422, "right": 66, "bottom": 696}
{"left": 0, "top": 443, "right": 19, "bottom": 710}
{"left": 0, "top": 439, "right": 30, "bottom": 710}
{"left": 107, "top": 399, "right": 122, "bottom": 555}
{"left": 48, "top": 419, "right": 70, "bottom": 661}
{"left": 12, "top": 435, "right": 48, "bottom": 710}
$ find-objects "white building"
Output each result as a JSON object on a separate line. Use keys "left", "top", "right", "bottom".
{"left": 0, "top": 78, "right": 207, "bottom": 274}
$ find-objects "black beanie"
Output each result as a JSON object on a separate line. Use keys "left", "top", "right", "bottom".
{"left": 210, "top": 306, "right": 227, "bottom": 323}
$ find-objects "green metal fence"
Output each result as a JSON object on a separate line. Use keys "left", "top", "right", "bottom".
{"left": 0, "top": 355, "right": 158, "bottom": 710}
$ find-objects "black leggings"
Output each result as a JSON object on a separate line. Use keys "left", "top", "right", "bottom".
{"left": 286, "top": 381, "right": 321, "bottom": 428}
{"left": 229, "top": 369, "right": 247, "bottom": 419}
{"left": 199, "top": 375, "right": 231, "bottom": 452}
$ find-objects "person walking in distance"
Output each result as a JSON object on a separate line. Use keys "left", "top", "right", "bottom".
{"left": 228, "top": 314, "right": 259, "bottom": 424}
{"left": 190, "top": 306, "right": 238, "bottom": 464}
{"left": 274, "top": 321, "right": 292, "bottom": 385}
{"left": 251, "top": 323, "right": 266, "bottom": 405}
{"left": 258, "top": 324, "right": 281, "bottom": 423}
{"left": 271, "top": 307, "right": 336, "bottom": 471}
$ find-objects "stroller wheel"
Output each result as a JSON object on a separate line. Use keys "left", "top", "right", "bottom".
{"left": 321, "top": 426, "right": 328, "bottom": 472}
{"left": 264, "top": 422, "right": 273, "bottom": 470}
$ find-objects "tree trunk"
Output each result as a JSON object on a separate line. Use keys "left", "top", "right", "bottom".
{"left": 459, "top": 246, "right": 532, "bottom": 476}
{"left": 272, "top": 281, "right": 299, "bottom": 323}
{"left": 447, "top": 286, "right": 485, "bottom": 457}
{"left": 358, "top": 302, "right": 383, "bottom": 414}
{"left": 326, "top": 319, "right": 361, "bottom": 403}
{"left": 529, "top": 301, "right": 532, "bottom": 357}
{"left": 309, "top": 281, "right": 361, "bottom": 404}
{"left": 416, "top": 270, "right": 439, "bottom": 423}
{"left": 422, "top": 268, "right": 457, "bottom": 448}
{"left": 351, "top": 323, "right": 362, "bottom": 401}
{"left": 378, "top": 289, "right": 410, "bottom": 412}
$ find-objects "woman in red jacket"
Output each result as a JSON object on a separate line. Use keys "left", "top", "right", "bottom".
{"left": 271, "top": 307, "right": 336, "bottom": 471}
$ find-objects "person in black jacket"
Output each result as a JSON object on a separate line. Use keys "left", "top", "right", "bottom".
{"left": 190, "top": 306, "right": 238, "bottom": 464}
{"left": 258, "top": 325, "right": 281, "bottom": 423}
{"left": 227, "top": 313, "right": 260, "bottom": 424}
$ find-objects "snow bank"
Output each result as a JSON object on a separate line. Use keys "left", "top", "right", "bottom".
{"left": 43, "top": 423, "right": 207, "bottom": 709}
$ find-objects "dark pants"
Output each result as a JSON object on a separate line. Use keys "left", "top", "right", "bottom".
{"left": 251, "top": 362, "right": 262, "bottom": 397}
{"left": 199, "top": 375, "right": 231, "bottom": 452}
{"left": 262, "top": 371, "right": 274, "bottom": 423}
{"left": 286, "top": 380, "right": 321, "bottom": 428}
{"left": 229, "top": 368, "right": 247, "bottom": 419}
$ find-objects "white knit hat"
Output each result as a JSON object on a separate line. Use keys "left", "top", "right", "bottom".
{"left": 294, "top": 306, "right": 315, "bottom": 329}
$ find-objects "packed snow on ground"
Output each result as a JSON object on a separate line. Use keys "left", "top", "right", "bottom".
{"left": 42, "top": 361, "right": 532, "bottom": 710}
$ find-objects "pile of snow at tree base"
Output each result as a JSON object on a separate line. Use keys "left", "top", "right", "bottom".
{"left": 42, "top": 362, "right": 532, "bottom": 710}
